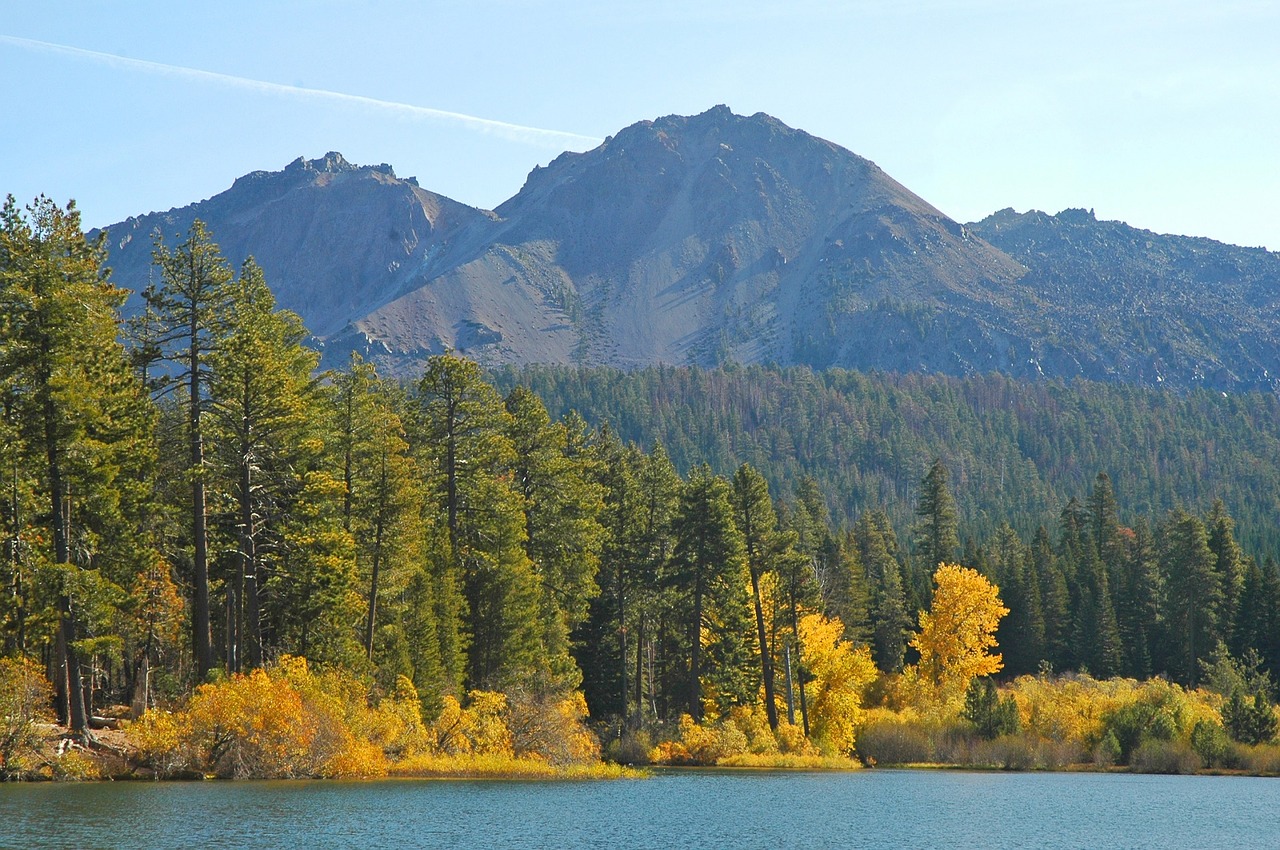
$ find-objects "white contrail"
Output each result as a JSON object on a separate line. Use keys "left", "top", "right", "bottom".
{"left": 0, "top": 34, "right": 602, "bottom": 149}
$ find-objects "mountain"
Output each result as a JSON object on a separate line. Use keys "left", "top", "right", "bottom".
{"left": 92, "top": 152, "right": 488, "bottom": 339}
{"left": 969, "top": 208, "right": 1280, "bottom": 390}
{"left": 94, "top": 108, "right": 1280, "bottom": 390}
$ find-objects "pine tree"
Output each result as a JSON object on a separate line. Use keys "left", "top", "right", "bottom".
{"left": 633, "top": 442, "right": 680, "bottom": 720}
{"left": 142, "top": 220, "right": 236, "bottom": 679}
{"left": 505, "top": 386, "right": 604, "bottom": 689}
{"left": 1159, "top": 508, "right": 1223, "bottom": 686}
{"left": 1207, "top": 499, "right": 1245, "bottom": 642}
{"left": 328, "top": 354, "right": 429, "bottom": 683}
{"left": 207, "top": 258, "right": 317, "bottom": 670}
{"left": 1116, "top": 519, "right": 1160, "bottom": 679}
{"left": 856, "top": 510, "right": 910, "bottom": 672}
{"left": 913, "top": 459, "right": 959, "bottom": 575}
{"left": 1031, "top": 526, "right": 1070, "bottom": 672}
{"left": 669, "top": 465, "right": 750, "bottom": 720}
{"left": 989, "top": 523, "right": 1044, "bottom": 676}
{"left": 573, "top": 427, "right": 638, "bottom": 719}
{"left": 415, "top": 354, "right": 540, "bottom": 689}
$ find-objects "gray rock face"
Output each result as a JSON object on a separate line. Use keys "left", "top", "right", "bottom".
{"left": 323, "top": 106, "right": 1030, "bottom": 374}
{"left": 95, "top": 110, "right": 1280, "bottom": 390}
{"left": 93, "top": 152, "right": 488, "bottom": 339}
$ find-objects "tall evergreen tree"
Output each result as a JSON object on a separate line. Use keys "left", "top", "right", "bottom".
{"left": 1115, "top": 518, "right": 1160, "bottom": 679}
{"left": 505, "top": 385, "right": 605, "bottom": 689}
{"left": 913, "top": 458, "right": 959, "bottom": 575}
{"left": 990, "top": 523, "right": 1044, "bottom": 676}
{"left": 1159, "top": 508, "right": 1223, "bottom": 686}
{"left": 206, "top": 258, "right": 317, "bottom": 671}
{"left": 856, "top": 509, "right": 910, "bottom": 672}
{"left": 1031, "top": 525, "right": 1070, "bottom": 672}
{"left": 669, "top": 465, "right": 750, "bottom": 720}
{"left": 1207, "top": 499, "right": 1245, "bottom": 641}
{"left": 328, "top": 354, "right": 429, "bottom": 679}
{"left": 416, "top": 354, "right": 540, "bottom": 689}
{"left": 142, "top": 220, "right": 235, "bottom": 679}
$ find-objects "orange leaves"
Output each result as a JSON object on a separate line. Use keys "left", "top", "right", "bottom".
{"left": 128, "top": 656, "right": 418, "bottom": 778}
{"left": 126, "top": 657, "right": 610, "bottom": 778}
{"left": 184, "top": 666, "right": 317, "bottom": 778}
{"left": 907, "top": 563, "right": 1009, "bottom": 709}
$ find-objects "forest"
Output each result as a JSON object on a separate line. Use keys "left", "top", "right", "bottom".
{"left": 2, "top": 197, "right": 1279, "bottom": 780}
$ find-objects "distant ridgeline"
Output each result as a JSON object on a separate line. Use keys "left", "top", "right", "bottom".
{"left": 494, "top": 362, "right": 1280, "bottom": 557}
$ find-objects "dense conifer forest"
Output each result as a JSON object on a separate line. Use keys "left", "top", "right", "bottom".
{"left": 4, "top": 199, "right": 1280, "bottom": 779}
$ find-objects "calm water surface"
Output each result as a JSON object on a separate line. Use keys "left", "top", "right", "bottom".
{"left": 2, "top": 769, "right": 1277, "bottom": 849}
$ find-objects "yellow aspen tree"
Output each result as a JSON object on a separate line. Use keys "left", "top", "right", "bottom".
{"left": 909, "top": 563, "right": 1008, "bottom": 708}
{"left": 798, "top": 613, "right": 878, "bottom": 756}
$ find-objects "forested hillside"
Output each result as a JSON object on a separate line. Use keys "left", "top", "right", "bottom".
{"left": 4, "top": 201, "right": 1280, "bottom": 780}
{"left": 496, "top": 364, "right": 1280, "bottom": 556}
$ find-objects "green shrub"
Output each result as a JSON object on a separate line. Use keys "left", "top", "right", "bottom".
{"left": 1102, "top": 699, "right": 1176, "bottom": 765}
{"left": 962, "top": 678, "right": 1019, "bottom": 739}
{"left": 603, "top": 730, "right": 651, "bottom": 765}
{"left": 1190, "top": 720, "right": 1231, "bottom": 769}
{"left": 1223, "top": 690, "right": 1278, "bottom": 746}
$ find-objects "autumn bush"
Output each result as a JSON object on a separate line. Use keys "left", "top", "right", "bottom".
{"left": 505, "top": 687, "right": 600, "bottom": 765}
{"left": 1236, "top": 743, "right": 1280, "bottom": 774}
{"left": 0, "top": 657, "right": 54, "bottom": 780}
{"left": 127, "top": 656, "right": 431, "bottom": 778}
{"left": 647, "top": 714, "right": 749, "bottom": 765}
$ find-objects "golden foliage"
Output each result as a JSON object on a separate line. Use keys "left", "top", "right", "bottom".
{"left": 906, "top": 563, "right": 1008, "bottom": 709}
{"left": 727, "top": 705, "right": 780, "bottom": 755}
{"left": 183, "top": 666, "right": 318, "bottom": 778}
{"left": 0, "top": 657, "right": 54, "bottom": 779}
{"left": 506, "top": 688, "right": 600, "bottom": 765}
{"left": 425, "top": 691, "right": 514, "bottom": 758}
{"left": 649, "top": 714, "right": 750, "bottom": 765}
{"left": 799, "top": 613, "right": 879, "bottom": 756}
{"left": 127, "top": 656, "right": 432, "bottom": 778}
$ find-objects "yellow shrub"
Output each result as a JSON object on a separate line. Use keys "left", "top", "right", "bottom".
{"left": 0, "top": 657, "right": 54, "bottom": 779}
{"left": 50, "top": 749, "right": 100, "bottom": 781}
{"left": 126, "top": 709, "right": 190, "bottom": 777}
{"left": 775, "top": 720, "right": 817, "bottom": 756}
{"left": 727, "top": 705, "right": 779, "bottom": 755}
{"left": 425, "top": 690, "right": 514, "bottom": 758}
{"left": 184, "top": 667, "right": 317, "bottom": 778}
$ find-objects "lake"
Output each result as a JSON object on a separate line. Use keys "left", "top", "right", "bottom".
{"left": 3, "top": 769, "right": 1277, "bottom": 849}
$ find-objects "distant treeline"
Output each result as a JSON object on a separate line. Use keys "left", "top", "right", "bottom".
{"left": 493, "top": 362, "right": 1280, "bottom": 556}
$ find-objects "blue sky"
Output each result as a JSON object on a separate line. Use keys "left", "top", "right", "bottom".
{"left": 2, "top": 1, "right": 1277, "bottom": 249}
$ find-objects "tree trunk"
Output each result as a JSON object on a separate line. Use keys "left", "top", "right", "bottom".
{"left": 190, "top": 335, "right": 213, "bottom": 679}
{"left": 689, "top": 571, "right": 704, "bottom": 721}
{"left": 619, "top": 558, "right": 629, "bottom": 723}
{"left": 750, "top": 565, "right": 778, "bottom": 729}
{"left": 364, "top": 489, "right": 386, "bottom": 660}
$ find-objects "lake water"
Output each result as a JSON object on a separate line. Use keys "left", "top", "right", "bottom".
{"left": 2, "top": 769, "right": 1277, "bottom": 849}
